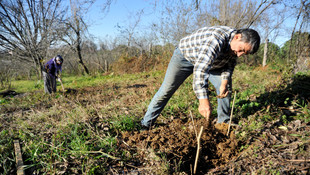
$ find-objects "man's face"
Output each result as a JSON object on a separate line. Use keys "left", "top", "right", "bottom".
{"left": 230, "top": 34, "right": 252, "bottom": 57}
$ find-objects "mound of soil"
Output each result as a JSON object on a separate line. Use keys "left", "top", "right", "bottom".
{"left": 120, "top": 118, "right": 239, "bottom": 174}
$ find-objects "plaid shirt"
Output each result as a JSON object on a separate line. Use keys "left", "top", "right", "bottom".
{"left": 179, "top": 26, "right": 237, "bottom": 99}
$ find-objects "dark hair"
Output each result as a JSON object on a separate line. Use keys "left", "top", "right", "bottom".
{"left": 236, "top": 29, "right": 260, "bottom": 54}
{"left": 55, "top": 55, "right": 63, "bottom": 63}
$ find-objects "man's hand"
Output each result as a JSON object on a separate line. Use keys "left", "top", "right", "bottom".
{"left": 217, "top": 79, "right": 229, "bottom": 98}
{"left": 199, "top": 99, "right": 212, "bottom": 125}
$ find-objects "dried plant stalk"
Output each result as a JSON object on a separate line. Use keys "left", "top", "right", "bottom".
{"left": 227, "top": 91, "right": 237, "bottom": 136}
{"left": 194, "top": 126, "right": 204, "bottom": 174}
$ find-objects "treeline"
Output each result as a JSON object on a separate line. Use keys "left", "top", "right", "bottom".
{"left": 1, "top": 31, "right": 308, "bottom": 80}
{"left": 0, "top": 0, "right": 309, "bottom": 90}
{"left": 244, "top": 32, "right": 310, "bottom": 70}
{"left": 0, "top": 41, "right": 175, "bottom": 82}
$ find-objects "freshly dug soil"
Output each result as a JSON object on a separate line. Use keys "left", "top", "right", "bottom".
{"left": 120, "top": 118, "right": 239, "bottom": 174}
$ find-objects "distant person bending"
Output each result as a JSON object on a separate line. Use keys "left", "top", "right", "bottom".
{"left": 43, "top": 55, "right": 64, "bottom": 94}
{"left": 141, "top": 26, "right": 260, "bottom": 129}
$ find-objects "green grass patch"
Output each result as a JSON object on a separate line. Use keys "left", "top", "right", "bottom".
{"left": 1, "top": 64, "right": 309, "bottom": 174}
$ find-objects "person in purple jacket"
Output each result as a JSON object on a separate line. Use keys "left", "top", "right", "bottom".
{"left": 43, "top": 55, "right": 64, "bottom": 94}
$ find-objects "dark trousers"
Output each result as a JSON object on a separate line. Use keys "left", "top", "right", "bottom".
{"left": 43, "top": 72, "right": 56, "bottom": 94}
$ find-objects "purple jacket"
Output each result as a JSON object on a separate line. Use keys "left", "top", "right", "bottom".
{"left": 44, "top": 57, "right": 62, "bottom": 78}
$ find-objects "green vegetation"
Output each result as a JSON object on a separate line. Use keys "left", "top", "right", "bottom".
{"left": 0, "top": 63, "right": 309, "bottom": 174}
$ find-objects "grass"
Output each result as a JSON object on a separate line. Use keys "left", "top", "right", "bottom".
{"left": 1, "top": 70, "right": 167, "bottom": 174}
{"left": 0, "top": 64, "right": 309, "bottom": 174}
{"left": 110, "top": 115, "right": 140, "bottom": 131}
{"left": 1, "top": 71, "right": 164, "bottom": 94}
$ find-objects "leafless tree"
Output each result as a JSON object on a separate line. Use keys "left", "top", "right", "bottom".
{"left": 252, "top": 1, "right": 288, "bottom": 67}
{"left": 152, "top": 0, "right": 279, "bottom": 45}
{"left": 155, "top": 0, "right": 196, "bottom": 44}
{"left": 101, "top": 0, "right": 114, "bottom": 15}
{"left": 198, "top": 0, "right": 277, "bottom": 28}
{"left": 245, "top": 0, "right": 277, "bottom": 28}
{"left": 116, "top": 9, "right": 144, "bottom": 47}
{"left": 288, "top": 0, "right": 309, "bottom": 64}
{"left": 0, "top": 0, "right": 67, "bottom": 78}
{"left": 61, "top": 0, "right": 96, "bottom": 75}
{"left": 62, "top": 0, "right": 115, "bottom": 75}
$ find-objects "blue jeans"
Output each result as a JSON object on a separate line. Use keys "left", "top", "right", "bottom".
{"left": 141, "top": 48, "right": 231, "bottom": 127}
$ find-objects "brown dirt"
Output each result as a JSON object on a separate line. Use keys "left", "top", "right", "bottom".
{"left": 116, "top": 117, "right": 310, "bottom": 174}
{"left": 1, "top": 75, "right": 309, "bottom": 174}
{"left": 210, "top": 119, "right": 310, "bottom": 174}
{"left": 120, "top": 119, "right": 239, "bottom": 174}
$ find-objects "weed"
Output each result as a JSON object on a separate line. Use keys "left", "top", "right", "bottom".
{"left": 0, "top": 97, "right": 9, "bottom": 104}
{"left": 281, "top": 115, "right": 288, "bottom": 125}
{"left": 110, "top": 115, "right": 139, "bottom": 131}
{"left": 0, "top": 130, "right": 15, "bottom": 174}
{"left": 241, "top": 101, "right": 260, "bottom": 115}
{"left": 261, "top": 114, "right": 273, "bottom": 122}
{"left": 239, "top": 144, "right": 249, "bottom": 152}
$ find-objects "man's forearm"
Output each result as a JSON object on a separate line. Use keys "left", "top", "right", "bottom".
{"left": 221, "top": 79, "right": 228, "bottom": 87}
{"left": 199, "top": 98, "right": 210, "bottom": 106}
{"left": 218, "top": 79, "right": 229, "bottom": 98}
{"left": 198, "top": 98, "right": 212, "bottom": 117}
{"left": 198, "top": 98, "right": 212, "bottom": 126}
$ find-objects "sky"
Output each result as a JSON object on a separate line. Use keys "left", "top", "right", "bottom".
{"left": 86, "top": 0, "right": 157, "bottom": 43}
{"left": 84, "top": 0, "right": 306, "bottom": 48}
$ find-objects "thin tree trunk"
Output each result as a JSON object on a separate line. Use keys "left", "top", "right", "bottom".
{"left": 288, "top": 0, "right": 304, "bottom": 64}
{"left": 105, "top": 60, "right": 108, "bottom": 72}
{"left": 76, "top": 31, "right": 89, "bottom": 75}
{"left": 263, "top": 38, "right": 268, "bottom": 67}
{"left": 77, "top": 48, "right": 89, "bottom": 74}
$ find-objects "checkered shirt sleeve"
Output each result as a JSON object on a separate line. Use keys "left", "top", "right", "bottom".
{"left": 178, "top": 26, "right": 235, "bottom": 99}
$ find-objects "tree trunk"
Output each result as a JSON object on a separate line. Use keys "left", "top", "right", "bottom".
{"left": 76, "top": 32, "right": 89, "bottom": 75}
{"left": 105, "top": 60, "right": 109, "bottom": 72}
{"left": 34, "top": 56, "right": 44, "bottom": 80}
{"left": 262, "top": 38, "right": 269, "bottom": 67}
{"left": 77, "top": 50, "right": 89, "bottom": 75}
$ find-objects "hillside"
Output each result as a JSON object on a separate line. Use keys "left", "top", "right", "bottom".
{"left": 0, "top": 66, "right": 309, "bottom": 174}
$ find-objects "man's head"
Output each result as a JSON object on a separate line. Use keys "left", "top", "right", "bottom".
{"left": 230, "top": 28, "right": 260, "bottom": 57}
{"left": 55, "top": 55, "right": 63, "bottom": 65}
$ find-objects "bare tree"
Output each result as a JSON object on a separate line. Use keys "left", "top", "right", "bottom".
{"left": 155, "top": 0, "right": 196, "bottom": 44}
{"left": 116, "top": 9, "right": 144, "bottom": 47}
{"left": 151, "top": 0, "right": 278, "bottom": 45}
{"left": 256, "top": 1, "right": 288, "bottom": 67}
{"left": 101, "top": 0, "right": 114, "bottom": 15}
{"left": 245, "top": 0, "right": 277, "bottom": 28}
{"left": 288, "top": 0, "right": 309, "bottom": 64}
{"left": 62, "top": 0, "right": 115, "bottom": 75}
{"left": 61, "top": 0, "right": 96, "bottom": 75}
{"left": 199, "top": 0, "right": 277, "bottom": 29}
{"left": 0, "top": 0, "right": 67, "bottom": 78}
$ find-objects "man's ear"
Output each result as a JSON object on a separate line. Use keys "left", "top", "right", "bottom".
{"left": 234, "top": 34, "right": 242, "bottom": 40}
